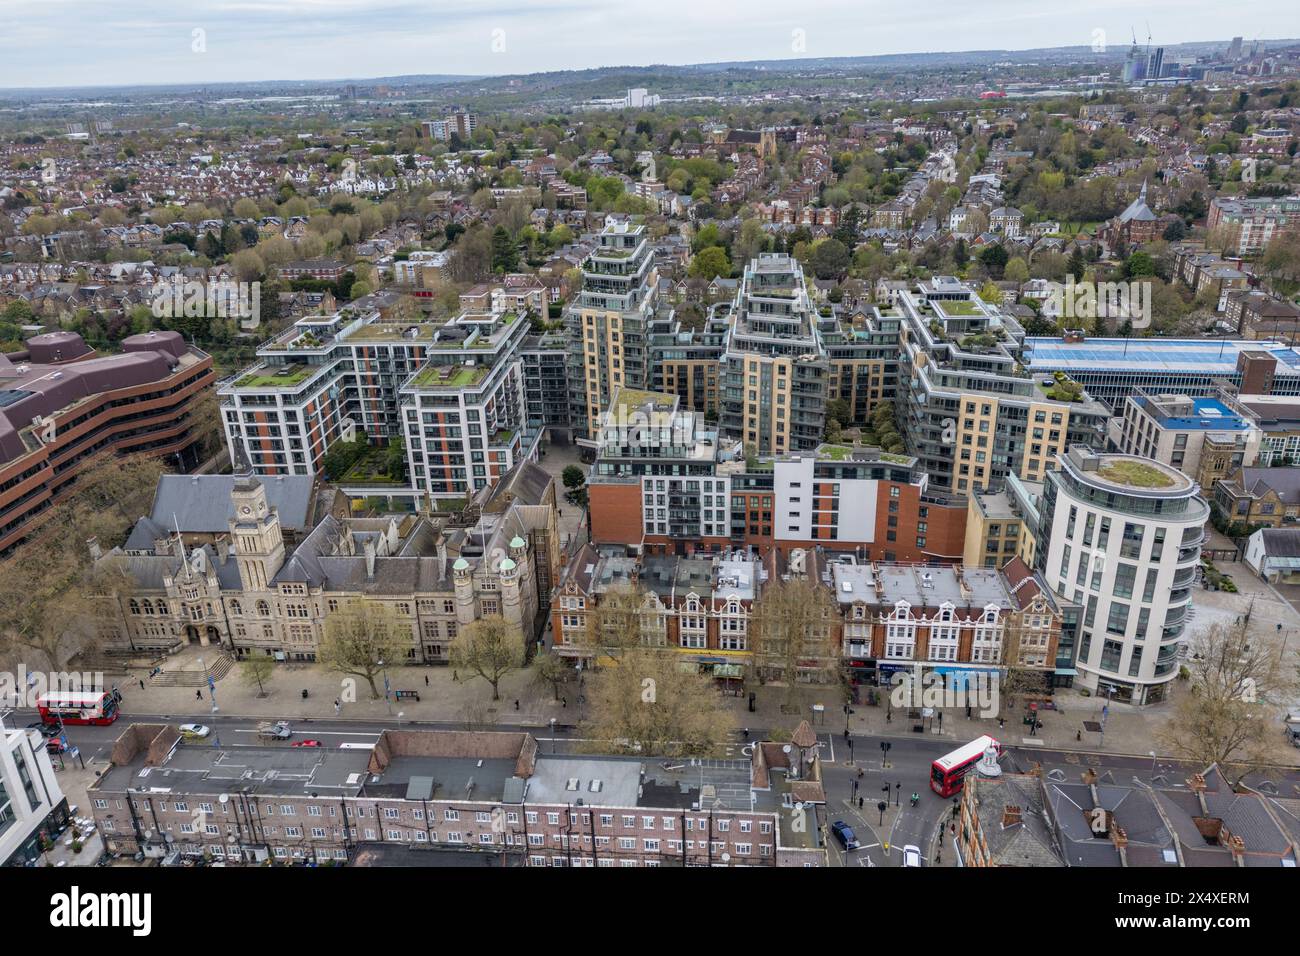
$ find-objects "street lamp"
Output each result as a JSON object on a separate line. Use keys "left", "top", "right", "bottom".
{"left": 1149, "top": 750, "right": 1158, "bottom": 780}
{"left": 378, "top": 659, "right": 392, "bottom": 716}
{"left": 549, "top": 717, "right": 557, "bottom": 754}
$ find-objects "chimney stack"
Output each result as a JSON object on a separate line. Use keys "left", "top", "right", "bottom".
{"left": 1002, "top": 805, "right": 1022, "bottom": 828}
{"left": 364, "top": 538, "right": 377, "bottom": 579}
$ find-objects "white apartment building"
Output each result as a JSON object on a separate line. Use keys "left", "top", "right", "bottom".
{"left": 0, "top": 714, "right": 68, "bottom": 866}
{"left": 1036, "top": 447, "right": 1208, "bottom": 704}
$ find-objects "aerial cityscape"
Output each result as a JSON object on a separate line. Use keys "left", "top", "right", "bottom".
{"left": 0, "top": 0, "right": 1297, "bottom": 923}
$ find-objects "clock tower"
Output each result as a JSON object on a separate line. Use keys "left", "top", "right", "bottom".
{"left": 228, "top": 478, "right": 286, "bottom": 590}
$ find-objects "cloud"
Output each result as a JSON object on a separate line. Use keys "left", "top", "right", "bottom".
{"left": 0, "top": 0, "right": 1295, "bottom": 88}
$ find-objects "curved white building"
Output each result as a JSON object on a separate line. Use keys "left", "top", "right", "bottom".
{"left": 1037, "top": 446, "right": 1207, "bottom": 704}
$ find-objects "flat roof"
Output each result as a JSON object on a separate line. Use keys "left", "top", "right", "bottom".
{"left": 1024, "top": 337, "right": 1300, "bottom": 374}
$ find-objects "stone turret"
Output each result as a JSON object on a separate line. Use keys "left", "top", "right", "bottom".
{"left": 500, "top": 555, "right": 522, "bottom": 628}
{"left": 453, "top": 557, "right": 476, "bottom": 626}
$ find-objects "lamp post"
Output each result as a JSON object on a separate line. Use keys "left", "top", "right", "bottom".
{"left": 549, "top": 717, "right": 557, "bottom": 754}
{"left": 379, "top": 659, "right": 392, "bottom": 716}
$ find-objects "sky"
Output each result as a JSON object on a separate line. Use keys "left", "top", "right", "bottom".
{"left": 0, "top": 0, "right": 1297, "bottom": 89}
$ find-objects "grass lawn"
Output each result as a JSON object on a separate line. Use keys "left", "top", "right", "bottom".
{"left": 1097, "top": 460, "right": 1176, "bottom": 489}
{"left": 234, "top": 365, "right": 314, "bottom": 388}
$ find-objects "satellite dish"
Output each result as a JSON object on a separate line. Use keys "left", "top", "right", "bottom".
{"left": 782, "top": 745, "right": 792, "bottom": 755}
{"left": 721, "top": 853, "right": 731, "bottom": 863}
{"left": 794, "top": 801, "right": 805, "bottom": 813}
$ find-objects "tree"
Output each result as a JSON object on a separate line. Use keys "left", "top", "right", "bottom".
{"left": 1158, "top": 619, "right": 1297, "bottom": 782}
{"left": 1125, "top": 251, "right": 1156, "bottom": 278}
{"left": 0, "top": 452, "right": 166, "bottom": 669}
{"left": 531, "top": 649, "right": 572, "bottom": 701}
{"left": 688, "top": 245, "right": 730, "bottom": 281}
{"left": 750, "top": 575, "right": 839, "bottom": 705}
{"left": 979, "top": 243, "right": 1009, "bottom": 278}
{"left": 449, "top": 615, "right": 524, "bottom": 701}
{"left": 318, "top": 599, "right": 407, "bottom": 700}
{"left": 582, "top": 646, "right": 735, "bottom": 755}
{"left": 490, "top": 225, "right": 520, "bottom": 274}
{"left": 240, "top": 655, "right": 275, "bottom": 698}
{"left": 810, "top": 238, "right": 850, "bottom": 279}
{"left": 1003, "top": 256, "right": 1029, "bottom": 284}
{"left": 561, "top": 464, "right": 587, "bottom": 506}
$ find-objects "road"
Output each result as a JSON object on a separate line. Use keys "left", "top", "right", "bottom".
{"left": 21, "top": 708, "right": 1300, "bottom": 869}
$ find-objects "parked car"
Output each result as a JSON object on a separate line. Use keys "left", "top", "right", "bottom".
{"left": 28, "top": 722, "right": 60, "bottom": 738}
{"left": 902, "top": 844, "right": 923, "bottom": 867}
{"left": 830, "top": 820, "right": 859, "bottom": 851}
{"left": 178, "top": 724, "right": 210, "bottom": 739}
{"left": 291, "top": 739, "right": 322, "bottom": 748}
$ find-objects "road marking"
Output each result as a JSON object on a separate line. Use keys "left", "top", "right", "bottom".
{"left": 231, "top": 729, "right": 381, "bottom": 738}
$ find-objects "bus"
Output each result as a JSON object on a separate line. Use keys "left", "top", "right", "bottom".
{"left": 930, "top": 735, "right": 1000, "bottom": 797}
{"left": 36, "top": 690, "right": 121, "bottom": 727}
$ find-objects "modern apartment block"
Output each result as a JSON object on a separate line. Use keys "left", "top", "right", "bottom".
{"left": 0, "top": 713, "right": 69, "bottom": 866}
{"left": 1232, "top": 394, "right": 1300, "bottom": 465}
{"left": 90, "top": 725, "right": 825, "bottom": 867}
{"left": 220, "top": 307, "right": 536, "bottom": 501}
{"left": 1023, "top": 336, "right": 1300, "bottom": 410}
{"left": 585, "top": 387, "right": 967, "bottom": 561}
{"left": 399, "top": 311, "right": 533, "bottom": 501}
{"left": 1107, "top": 390, "right": 1260, "bottom": 492}
{"left": 0, "top": 330, "right": 215, "bottom": 552}
{"left": 1034, "top": 447, "right": 1208, "bottom": 704}
{"left": 1205, "top": 195, "right": 1300, "bottom": 255}
{"left": 894, "top": 280, "right": 1108, "bottom": 497}
{"left": 565, "top": 221, "right": 660, "bottom": 440}
{"left": 521, "top": 331, "right": 571, "bottom": 436}
{"left": 719, "top": 254, "right": 827, "bottom": 456}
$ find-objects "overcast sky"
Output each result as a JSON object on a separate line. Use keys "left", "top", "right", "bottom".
{"left": 1, "top": 0, "right": 1297, "bottom": 89}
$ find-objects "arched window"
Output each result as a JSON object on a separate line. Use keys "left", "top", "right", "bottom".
{"left": 129, "top": 599, "right": 140, "bottom": 615}
{"left": 229, "top": 600, "right": 242, "bottom": 616}
{"left": 256, "top": 600, "right": 270, "bottom": 617}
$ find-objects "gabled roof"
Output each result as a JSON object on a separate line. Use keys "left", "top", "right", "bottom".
{"left": 150, "top": 474, "right": 316, "bottom": 533}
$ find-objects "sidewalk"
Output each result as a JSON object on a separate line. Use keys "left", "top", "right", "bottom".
{"left": 112, "top": 645, "right": 578, "bottom": 729}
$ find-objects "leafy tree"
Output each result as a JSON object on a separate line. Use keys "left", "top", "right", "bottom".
{"left": 688, "top": 245, "right": 730, "bottom": 281}
{"left": 810, "top": 238, "right": 850, "bottom": 279}
{"left": 490, "top": 225, "right": 519, "bottom": 273}
{"left": 979, "top": 243, "right": 1009, "bottom": 278}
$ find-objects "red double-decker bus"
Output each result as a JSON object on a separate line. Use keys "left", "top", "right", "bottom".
{"left": 36, "top": 691, "right": 120, "bottom": 726}
{"left": 930, "top": 735, "right": 1001, "bottom": 797}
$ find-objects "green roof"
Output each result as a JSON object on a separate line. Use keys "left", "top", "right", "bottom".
{"left": 233, "top": 364, "right": 316, "bottom": 388}
{"left": 411, "top": 364, "right": 489, "bottom": 388}
{"left": 1095, "top": 460, "right": 1177, "bottom": 489}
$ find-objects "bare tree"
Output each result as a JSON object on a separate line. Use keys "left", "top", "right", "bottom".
{"left": 1158, "top": 619, "right": 1298, "bottom": 781}
{"left": 750, "top": 575, "right": 840, "bottom": 705}
{"left": 449, "top": 615, "right": 525, "bottom": 701}
{"left": 582, "top": 647, "right": 735, "bottom": 756}
{"left": 318, "top": 599, "right": 408, "bottom": 700}
{"left": 531, "top": 649, "right": 573, "bottom": 701}
{"left": 240, "top": 655, "right": 275, "bottom": 698}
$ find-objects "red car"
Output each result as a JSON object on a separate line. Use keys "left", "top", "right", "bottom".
{"left": 291, "top": 739, "right": 322, "bottom": 748}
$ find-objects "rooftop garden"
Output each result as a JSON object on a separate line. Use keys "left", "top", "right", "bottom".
{"left": 411, "top": 364, "right": 489, "bottom": 388}
{"left": 937, "top": 299, "right": 981, "bottom": 315}
{"left": 234, "top": 364, "right": 315, "bottom": 388}
{"left": 1096, "top": 460, "right": 1176, "bottom": 489}
{"left": 1042, "top": 370, "right": 1085, "bottom": 403}
{"left": 959, "top": 332, "right": 1000, "bottom": 351}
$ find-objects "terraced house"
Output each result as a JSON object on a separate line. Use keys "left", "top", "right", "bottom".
{"left": 90, "top": 725, "right": 826, "bottom": 866}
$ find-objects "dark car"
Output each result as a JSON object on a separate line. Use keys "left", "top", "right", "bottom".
{"left": 830, "top": 820, "right": 859, "bottom": 851}
{"left": 28, "top": 722, "right": 60, "bottom": 738}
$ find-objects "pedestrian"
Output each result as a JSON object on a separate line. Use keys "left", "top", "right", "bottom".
{"left": 139, "top": 679, "right": 144, "bottom": 690}
{"left": 1076, "top": 728, "right": 1082, "bottom": 742}
{"left": 998, "top": 717, "right": 1005, "bottom": 730}
{"left": 857, "top": 767, "right": 864, "bottom": 781}
{"left": 453, "top": 670, "right": 459, "bottom": 682}
{"left": 843, "top": 729, "right": 850, "bottom": 743}
{"left": 425, "top": 675, "right": 429, "bottom": 687}
{"left": 195, "top": 689, "right": 202, "bottom": 700}
{"left": 857, "top": 796, "right": 863, "bottom": 810}
{"left": 562, "top": 696, "right": 567, "bottom": 708}
{"left": 514, "top": 699, "right": 520, "bottom": 711}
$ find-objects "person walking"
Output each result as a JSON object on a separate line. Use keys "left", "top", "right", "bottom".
{"left": 424, "top": 675, "right": 429, "bottom": 687}
{"left": 514, "top": 700, "right": 520, "bottom": 711}
{"left": 195, "top": 689, "right": 202, "bottom": 700}
{"left": 333, "top": 699, "right": 341, "bottom": 716}
{"left": 139, "top": 679, "right": 144, "bottom": 690}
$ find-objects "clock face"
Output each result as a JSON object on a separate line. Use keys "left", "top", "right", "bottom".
{"left": 241, "top": 506, "right": 252, "bottom": 515}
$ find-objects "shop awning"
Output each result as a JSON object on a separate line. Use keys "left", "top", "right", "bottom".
{"left": 713, "top": 664, "right": 744, "bottom": 679}
{"left": 1054, "top": 668, "right": 1079, "bottom": 676}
